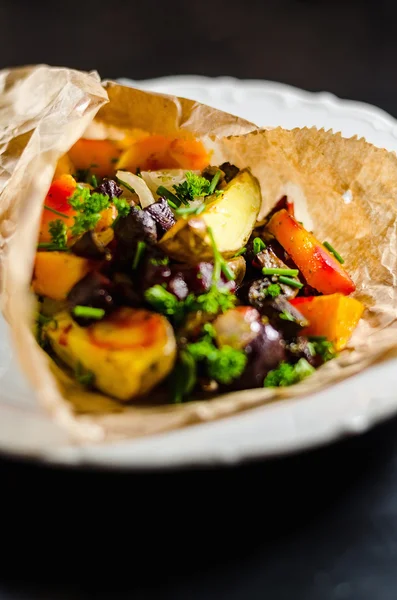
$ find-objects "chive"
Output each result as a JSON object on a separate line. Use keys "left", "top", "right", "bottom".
{"left": 175, "top": 203, "right": 206, "bottom": 216}
{"left": 73, "top": 306, "right": 105, "bottom": 319}
{"left": 207, "top": 226, "right": 235, "bottom": 282}
{"left": 253, "top": 237, "right": 266, "bottom": 254}
{"left": 278, "top": 276, "right": 303, "bottom": 289}
{"left": 167, "top": 198, "right": 178, "bottom": 210}
{"left": 157, "top": 186, "right": 181, "bottom": 207}
{"left": 90, "top": 174, "right": 98, "bottom": 188}
{"left": 221, "top": 262, "right": 236, "bottom": 281}
{"left": 280, "top": 311, "right": 295, "bottom": 321}
{"left": 37, "top": 243, "right": 67, "bottom": 251}
{"left": 116, "top": 177, "right": 135, "bottom": 194}
{"left": 132, "top": 240, "right": 146, "bottom": 270}
{"left": 323, "top": 241, "right": 344, "bottom": 264}
{"left": 208, "top": 170, "right": 221, "bottom": 195}
{"left": 234, "top": 247, "right": 247, "bottom": 257}
{"left": 43, "top": 205, "right": 69, "bottom": 219}
{"left": 262, "top": 268, "right": 299, "bottom": 277}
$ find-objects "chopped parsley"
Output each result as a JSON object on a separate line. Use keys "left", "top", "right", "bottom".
{"left": 49, "top": 220, "right": 68, "bottom": 250}
{"left": 308, "top": 336, "right": 337, "bottom": 362}
{"left": 37, "top": 219, "right": 68, "bottom": 251}
{"left": 68, "top": 186, "right": 110, "bottom": 236}
{"left": 173, "top": 171, "right": 212, "bottom": 204}
{"left": 266, "top": 284, "right": 281, "bottom": 298}
{"left": 113, "top": 197, "right": 131, "bottom": 218}
{"left": 264, "top": 358, "right": 315, "bottom": 387}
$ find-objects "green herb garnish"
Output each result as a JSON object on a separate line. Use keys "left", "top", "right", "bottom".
{"left": 253, "top": 237, "right": 266, "bottom": 254}
{"left": 264, "top": 358, "right": 315, "bottom": 387}
{"left": 116, "top": 177, "right": 135, "bottom": 195}
{"left": 323, "top": 241, "right": 344, "bottom": 264}
{"left": 132, "top": 241, "right": 146, "bottom": 270}
{"left": 169, "top": 350, "right": 197, "bottom": 404}
{"left": 266, "top": 284, "right": 281, "bottom": 298}
{"left": 234, "top": 247, "right": 247, "bottom": 257}
{"left": 279, "top": 310, "right": 295, "bottom": 321}
{"left": 73, "top": 306, "right": 105, "bottom": 320}
{"left": 173, "top": 171, "right": 212, "bottom": 204}
{"left": 207, "top": 226, "right": 235, "bottom": 282}
{"left": 207, "top": 170, "right": 221, "bottom": 195}
{"left": 278, "top": 276, "right": 303, "bottom": 289}
{"left": 43, "top": 205, "right": 69, "bottom": 219}
{"left": 308, "top": 337, "right": 337, "bottom": 362}
{"left": 68, "top": 186, "right": 110, "bottom": 236}
{"left": 49, "top": 220, "right": 68, "bottom": 250}
{"left": 156, "top": 186, "right": 182, "bottom": 208}
{"left": 175, "top": 203, "right": 207, "bottom": 217}
{"left": 75, "top": 361, "right": 95, "bottom": 386}
{"left": 262, "top": 268, "right": 299, "bottom": 277}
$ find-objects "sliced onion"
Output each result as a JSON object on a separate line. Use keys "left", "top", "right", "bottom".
{"left": 116, "top": 170, "right": 156, "bottom": 208}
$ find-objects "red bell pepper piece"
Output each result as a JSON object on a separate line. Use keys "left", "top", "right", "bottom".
{"left": 267, "top": 209, "right": 356, "bottom": 295}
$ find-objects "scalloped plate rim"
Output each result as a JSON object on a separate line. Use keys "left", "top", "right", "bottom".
{"left": 1, "top": 75, "right": 397, "bottom": 470}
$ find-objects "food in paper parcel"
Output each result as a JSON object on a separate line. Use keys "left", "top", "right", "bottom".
{"left": 34, "top": 124, "right": 362, "bottom": 403}
{"left": 1, "top": 65, "right": 397, "bottom": 443}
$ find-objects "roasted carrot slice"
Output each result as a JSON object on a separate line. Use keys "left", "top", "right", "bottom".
{"left": 267, "top": 209, "right": 356, "bottom": 295}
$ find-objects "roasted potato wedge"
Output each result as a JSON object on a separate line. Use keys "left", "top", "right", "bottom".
{"left": 44, "top": 308, "right": 177, "bottom": 401}
{"left": 159, "top": 169, "right": 261, "bottom": 263}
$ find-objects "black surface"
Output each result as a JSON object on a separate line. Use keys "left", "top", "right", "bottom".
{"left": 1, "top": 0, "right": 397, "bottom": 598}
{"left": 1, "top": 415, "right": 397, "bottom": 599}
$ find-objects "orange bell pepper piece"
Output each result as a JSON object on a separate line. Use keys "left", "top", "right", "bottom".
{"left": 38, "top": 175, "right": 77, "bottom": 243}
{"left": 289, "top": 293, "right": 365, "bottom": 351}
{"left": 32, "top": 252, "right": 97, "bottom": 300}
{"left": 117, "top": 134, "right": 209, "bottom": 173}
{"left": 68, "top": 139, "right": 122, "bottom": 179}
{"left": 267, "top": 209, "right": 356, "bottom": 295}
{"left": 167, "top": 137, "right": 209, "bottom": 170}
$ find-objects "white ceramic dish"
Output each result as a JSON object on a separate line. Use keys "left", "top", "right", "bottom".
{"left": 1, "top": 75, "right": 397, "bottom": 469}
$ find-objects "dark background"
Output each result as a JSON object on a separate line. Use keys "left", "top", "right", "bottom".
{"left": 1, "top": 1, "right": 397, "bottom": 599}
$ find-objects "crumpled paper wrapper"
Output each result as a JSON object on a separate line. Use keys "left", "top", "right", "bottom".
{"left": 0, "top": 64, "right": 396, "bottom": 445}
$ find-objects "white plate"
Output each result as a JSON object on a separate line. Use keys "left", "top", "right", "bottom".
{"left": 1, "top": 75, "right": 397, "bottom": 469}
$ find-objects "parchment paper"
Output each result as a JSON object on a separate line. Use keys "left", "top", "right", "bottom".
{"left": 0, "top": 64, "right": 396, "bottom": 445}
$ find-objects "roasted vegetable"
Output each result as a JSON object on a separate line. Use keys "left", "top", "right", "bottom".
{"left": 44, "top": 308, "right": 177, "bottom": 401}
{"left": 290, "top": 293, "right": 365, "bottom": 350}
{"left": 233, "top": 321, "right": 286, "bottom": 390}
{"left": 113, "top": 206, "right": 158, "bottom": 263}
{"left": 71, "top": 230, "right": 112, "bottom": 260}
{"left": 67, "top": 271, "right": 116, "bottom": 323}
{"left": 159, "top": 169, "right": 261, "bottom": 263}
{"left": 267, "top": 209, "right": 356, "bottom": 295}
{"left": 117, "top": 134, "right": 209, "bottom": 173}
{"left": 259, "top": 295, "right": 309, "bottom": 338}
{"left": 33, "top": 252, "right": 97, "bottom": 301}
{"left": 38, "top": 175, "right": 77, "bottom": 244}
{"left": 144, "top": 198, "right": 176, "bottom": 233}
{"left": 68, "top": 139, "right": 122, "bottom": 179}
{"left": 212, "top": 306, "right": 262, "bottom": 350}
